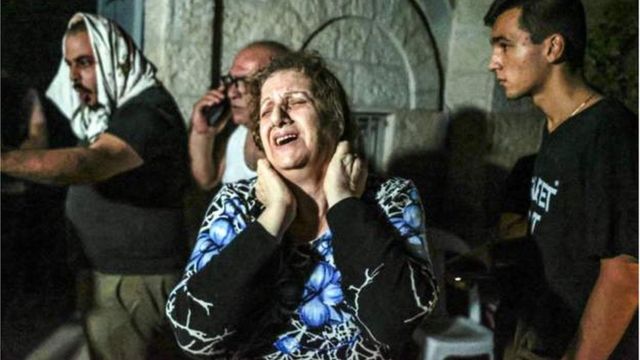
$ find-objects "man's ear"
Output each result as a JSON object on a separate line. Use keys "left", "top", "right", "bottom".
{"left": 545, "top": 34, "right": 566, "bottom": 64}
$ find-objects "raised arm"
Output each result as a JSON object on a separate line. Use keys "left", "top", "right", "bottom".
{"left": 255, "top": 159, "right": 296, "bottom": 240}
{"left": 1, "top": 132, "right": 142, "bottom": 185}
{"left": 189, "top": 88, "right": 233, "bottom": 190}
{"left": 166, "top": 179, "right": 294, "bottom": 358}
{"left": 323, "top": 142, "right": 437, "bottom": 354}
{"left": 327, "top": 180, "right": 438, "bottom": 354}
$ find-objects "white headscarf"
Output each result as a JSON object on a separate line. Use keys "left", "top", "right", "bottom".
{"left": 46, "top": 13, "right": 157, "bottom": 143}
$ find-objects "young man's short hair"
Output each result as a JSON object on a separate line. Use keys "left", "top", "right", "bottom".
{"left": 484, "top": 0, "right": 587, "bottom": 70}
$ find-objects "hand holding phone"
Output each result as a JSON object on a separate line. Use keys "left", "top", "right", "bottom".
{"left": 203, "top": 98, "right": 230, "bottom": 127}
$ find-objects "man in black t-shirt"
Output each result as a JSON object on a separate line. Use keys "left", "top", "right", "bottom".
{"left": 498, "top": 153, "right": 536, "bottom": 241}
{"left": 1, "top": 13, "right": 188, "bottom": 359}
{"left": 485, "top": 1, "right": 638, "bottom": 359}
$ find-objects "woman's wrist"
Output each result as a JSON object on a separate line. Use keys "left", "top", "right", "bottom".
{"left": 258, "top": 201, "right": 296, "bottom": 241}
{"left": 327, "top": 190, "right": 355, "bottom": 209}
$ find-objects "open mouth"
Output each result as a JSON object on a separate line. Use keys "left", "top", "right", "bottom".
{"left": 274, "top": 133, "right": 298, "bottom": 146}
{"left": 73, "top": 85, "right": 93, "bottom": 104}
{"left": 80, "top": 92, "right": 92, "bottom": 104}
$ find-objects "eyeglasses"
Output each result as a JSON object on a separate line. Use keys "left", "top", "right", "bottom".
{"left": 221, "top": 74, "right": 247, "bottom": 88}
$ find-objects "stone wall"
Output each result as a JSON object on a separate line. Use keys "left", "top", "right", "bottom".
{"left": 144, "top": 0, "right": 215, "bottom": 122}
{"left": 414, "top": 0, "right": 452, "bottom": 73}
{"left": 221, "top": 0, "right": 441, "bottom": 112}
{"left": 145, "top": 0, "right": 450, "bottom": 170}
{"left": 444, "top": 0, "right": 495, "bottom": 112}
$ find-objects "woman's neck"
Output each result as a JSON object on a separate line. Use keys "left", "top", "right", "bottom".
{"left": 283, "top": 170, "right": 329, "bottom": 243}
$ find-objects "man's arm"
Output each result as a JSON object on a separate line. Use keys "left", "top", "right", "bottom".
{"left": 188, "top": 88, "right": 234, "bottom": 190}
{"left": 564, "top": 254, "right": 638, "bottom": 360}
{"left": 1, "top": 132, "right": 142, "bottom": 185}
{"left": 189, "top": 124, "right": 228, "bottom": 190}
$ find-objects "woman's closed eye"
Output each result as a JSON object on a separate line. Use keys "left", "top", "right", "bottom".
{"left": 284, "top": 93, "right": 312, "bottom": 110}
{"left": 260, "top": 104, "right": 273, "bottom": 119}
{"left": 286, "top": 98, "right": 307, "bottom": 110}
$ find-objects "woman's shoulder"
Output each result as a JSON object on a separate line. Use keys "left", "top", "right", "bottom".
{"left": 366, "top": 175, "right": 417, "bottom": 200}
{"left": 364, "top": 175, "right": 422, "bottom": 214}
{"left": 207, "top": 178, "right": 260, "bottom": 216}
{"left": 218, "top": 177, "right": 257, "bottom": 198}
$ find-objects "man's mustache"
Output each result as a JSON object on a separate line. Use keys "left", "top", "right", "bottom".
{"left": 73, "top": 83, "right": 91, "bottom": 93}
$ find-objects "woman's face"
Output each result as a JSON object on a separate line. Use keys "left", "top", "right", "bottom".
{"left": 259, "top": 70, "right": 335, "bottom": 172}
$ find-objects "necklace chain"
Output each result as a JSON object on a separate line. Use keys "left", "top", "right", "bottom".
{"left": 569, "top": 93, "right": 596, "bottom": 117}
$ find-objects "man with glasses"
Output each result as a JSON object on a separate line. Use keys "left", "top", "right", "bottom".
{"left": 189, "top": 41, "right": 289, "bottom": 189}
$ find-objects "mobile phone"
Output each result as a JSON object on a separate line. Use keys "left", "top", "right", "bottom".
{"left": 203, "top": 98, "right": 230, "bottom": 127}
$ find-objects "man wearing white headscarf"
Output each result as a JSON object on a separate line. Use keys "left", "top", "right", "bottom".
{"left": 1, "top": 13, "right": 189, "bottom": 359}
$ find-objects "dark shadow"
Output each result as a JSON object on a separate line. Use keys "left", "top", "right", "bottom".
{"left": 1, "top": 1, "right": 95, "bottom": 357}
{"left": 388, "top": 108, "right": 512, "bottom": 346}
{"left": 387, "top": 107, "right": 508, "bottom": 249}
{"left": 1, "top": 75, "right": 77, "bottom": 359}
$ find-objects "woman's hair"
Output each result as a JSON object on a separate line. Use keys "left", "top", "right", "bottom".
{"left": 246, "top": 50, "right": 359, "bottom": 151}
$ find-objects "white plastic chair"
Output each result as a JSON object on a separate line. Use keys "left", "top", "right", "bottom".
{"left": 413, "top": 228, "right": 494, "bottom": 360}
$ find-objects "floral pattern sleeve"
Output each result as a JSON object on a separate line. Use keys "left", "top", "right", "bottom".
{"left": 165, "top": 179, "right": 279, "bottom": 358}
{"left": 326, "top": 177, "right": 438, "bottom": 357}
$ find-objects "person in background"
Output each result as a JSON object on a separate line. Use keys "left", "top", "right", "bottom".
{"left": 486, "top": 0, "right": 638, "bottom": 358}
{"left": 1, "top": 13, "right": 189, "bottom": 359}
{"left": 166, "top": 51, "right": 438, "bottom": 359}
{"left": 189, "top": 41, "right": 290, "bottom": 190}
{"left": 1, "top": 73, "right": 76, "bottom": 358}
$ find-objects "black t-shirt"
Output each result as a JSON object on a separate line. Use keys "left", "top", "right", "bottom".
{"left": 526, "top": 98, "right": 638, "bottom": 356}
{"left": 503, "top": 153, "right": 536, "bottom": 215}
{"left": 65, "top": 85, "right": 190, "bottom": 274}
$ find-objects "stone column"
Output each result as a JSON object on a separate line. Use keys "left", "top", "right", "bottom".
{"left": 144, "top": 0, "right": 215, "bottom": 123}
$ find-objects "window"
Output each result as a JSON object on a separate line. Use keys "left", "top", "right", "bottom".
{"left": 353, "top": 112, "right": 388, "bottom": 170}
{"left": 98, "top": 0, "right": 145, "bottom": 48}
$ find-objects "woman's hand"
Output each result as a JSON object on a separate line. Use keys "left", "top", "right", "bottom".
{"left": 256, "top": 159, "right": 297, "bottom": 240}
{"left": 324, "top": 141, "right": 368, "bottom": 208}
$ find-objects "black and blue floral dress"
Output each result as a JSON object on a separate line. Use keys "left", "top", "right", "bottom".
{"left": 166, "top": 176, "right": 438, "bottom": 359}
